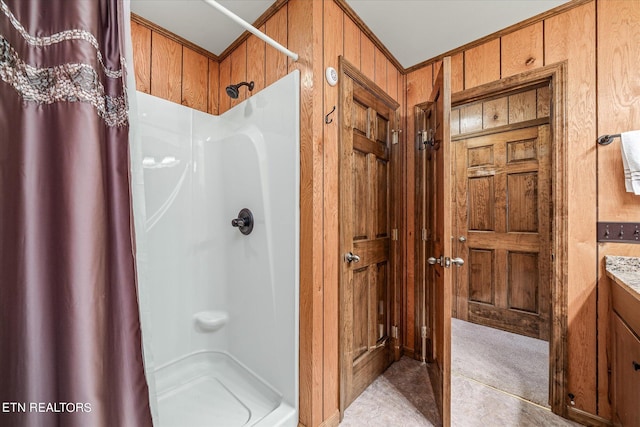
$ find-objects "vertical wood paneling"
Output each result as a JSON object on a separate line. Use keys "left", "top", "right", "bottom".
{"left": 323, "top": 0, "right": 343, "bottom": 419}
{"left": 288, "top": 0, "right": 323, "bottom": 425}
{"left": 545, "top": 1, "right": 597, "bottom": 416}
{"left": 374, "top": 47, "right": 387, "bottom": 92}
{"left": 596, "top": 0, "right": 640, "bottom": 420}
{"left": 208, "top": 59, "right": 219, "bottom": 115}
{"left": 406, "top": 65, "right": 432, "bottom": 353}
{"left": 182, "top": 48, "right": 208, "bottom": 112}
{"left": 247, "top": 29, "right": 266, "bottom": 94}
{"left": 597, "top": 0, "right": 640, "bottom": 221}
{"left": 218, "top": 56, "right": 231, "bottom": 114}
{"left": 230, "top": 42, "right": 247, "bottom": 108}
{"left": 451, "top": 52, "right": 464, "bottom": 93}
{"left": 265, "top": 6, "right": 288, "bottom": 87}
{"left": 131, "top": 21, "right": 151, "bottom": 94}
{"left": 387, "top": 60, "right": 399, "bottom": 102}
{"left": 343, "top": 17, "right": 361, "bottom": 70}
{"left": 361, "top": 33, "right": 375, "bottom": 82}
{"left": 501, "top": 22, "right": 544, "bottom": 78}
{"left": 464, "top": 39, "right": 500, "bottom": 89}
{"left": 151, "top": 32, "right": 182, "bottom": 104}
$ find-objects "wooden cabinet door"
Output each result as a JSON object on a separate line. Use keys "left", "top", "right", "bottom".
{"left": 339, "top": 60, "right": 399, "bottom": 412}
{"left": 613, "top": 314, "right": 640, "bottom": 427}
{"left": 453, "top": 125, "right": 551, "bottom": 340}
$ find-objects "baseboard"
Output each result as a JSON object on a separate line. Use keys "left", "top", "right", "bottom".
{"left": 566, "top": 406, "right": 612, "bottom": 427}
{"left": 319, "top": 410, "right": 340, "bottom": 427}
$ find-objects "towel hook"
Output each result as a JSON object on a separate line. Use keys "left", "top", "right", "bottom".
{"left": 325, "top": 105, "right": 336, "bottom": 124}
{"left": 597, "top": 134, "right": 621, "bottom": 145}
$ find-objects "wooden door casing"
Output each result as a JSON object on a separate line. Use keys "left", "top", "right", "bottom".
{"left": 454, "top": 125, "right": 552, "bottom": 340}
{"left": 339, "top": 59, "right": 400, "bottom": 413}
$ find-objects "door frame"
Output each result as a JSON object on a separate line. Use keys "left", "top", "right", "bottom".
{"left": 338, "top": 56, "right": 402, "bottom": 416}
{"left": 450, "top": 61, "right": 568, "bottom": 416}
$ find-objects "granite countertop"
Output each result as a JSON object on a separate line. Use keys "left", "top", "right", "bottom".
{"left": 605, "top": 256, "right": 640, "bottom": 296}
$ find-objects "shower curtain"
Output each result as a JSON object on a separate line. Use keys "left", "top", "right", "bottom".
{"left": 0, "top": 0, "right": 153, "bottom": 426}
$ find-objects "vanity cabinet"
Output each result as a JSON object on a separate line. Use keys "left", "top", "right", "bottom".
{"left": 610, "top": 270, "right": 640, "bottom": 427}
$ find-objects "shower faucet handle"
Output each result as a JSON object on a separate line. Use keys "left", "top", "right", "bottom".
{"left": 231, "top": 218, "right": 246, "bottom": 227}
{"left": 231, "top": 208, "right": 254, "bottom": 235}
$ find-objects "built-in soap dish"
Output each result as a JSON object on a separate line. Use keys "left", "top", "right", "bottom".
{"left": 193, "top": 310, "right": 229, "bottom": 332}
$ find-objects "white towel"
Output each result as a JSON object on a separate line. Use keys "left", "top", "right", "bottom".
{"left": 621, "top": 130, "right": 640, "bottom": 195}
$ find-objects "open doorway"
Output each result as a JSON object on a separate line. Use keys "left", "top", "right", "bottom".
{"left": 415, "top": 62, "right": 569, "bottom": 419}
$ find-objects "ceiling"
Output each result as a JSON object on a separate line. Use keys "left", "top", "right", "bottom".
{"left": 130, "top": 0, "right": 571, "bottom": 69}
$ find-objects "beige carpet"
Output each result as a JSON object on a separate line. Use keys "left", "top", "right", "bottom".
{"left": 451, "top": 318, "right": 549, "bottom": 407}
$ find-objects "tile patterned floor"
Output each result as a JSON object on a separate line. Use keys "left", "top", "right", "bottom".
{"left": 340, "top": 357, "right": 583, "bottom": 427}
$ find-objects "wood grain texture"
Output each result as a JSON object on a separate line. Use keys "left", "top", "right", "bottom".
{"left": 451, "top": 52, "right": 464, "bottom": 94}
{"left": 501, "top": 22, "right": 544, "bottom": 78}
{"left": 597, "top": 0, "right": 640, "bottom": 222}
{"left": 464, "top": 39, "right": 500, "bottom": 89}
{"left": 545, "top": 2, "right": 597, "bottom": 417}
{"left": 130, "top": 20, "right": 151, "bottom": 94}
{"left": 343, "top": 16, "right": 361, "bottom": 72}
{"left": 405, "top": 64, "right": 432, "bottom": 355}
{"left": 360, "top": 33, "right": 375, "bottom": 83}
{"left": 508, "top": 89, "right": 537, "bottom": 124}
{"left": 287, "top": 0, "right": 323, "bottom": 425}
{"left": 230, "top": 42, "right": 247, "bottom": 108}
{"left": 323, "top": 0, "right": 343, "bottom": 419}
{"left": 612, "top": 314, "right": 640, "bottom": 426}
{"left": 247, "top": 29, "right": 266, "bottom": 94}
{"left": 265, "top": 6, "right": 288, "bottom": 88}
{"left": 150, "top": 32, "right": 182, "bottom": 104}
{"left": 374, "top": 47, "right": 387, "bottom": 92}
{"left": 181, "top": 48, "right": 208, "bottom": 112}
{"left": 387, "top": 61, "right": 399, "bottom": 102}
{"left": 218, "top": 56, "right": 231, "bottom": 114}
{"left": 207, "top": 60, "right": 219, "bottom": 115}
{"left": 483, "top": 97, "right": 508, "bottom": 129}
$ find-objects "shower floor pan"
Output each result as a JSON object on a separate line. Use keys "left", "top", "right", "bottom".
{"left": 155, "top": 351, "right": 291, "bottom": 427}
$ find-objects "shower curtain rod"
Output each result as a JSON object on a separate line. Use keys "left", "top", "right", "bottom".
{"left": 202, "top": 0, "right": 299, "bottom": 62}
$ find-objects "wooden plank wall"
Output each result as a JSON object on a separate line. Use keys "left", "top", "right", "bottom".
{"left": 131, "top": 2, "right": 402, "bottom": 426}
{"left": 131, "top": 0, "right": 640, "bottom": 424}
{"left": 130, "top": 18, "right": 218, "bottom": 114}
{"left": 405, "top": 0, "right": 640, "bottom": 422}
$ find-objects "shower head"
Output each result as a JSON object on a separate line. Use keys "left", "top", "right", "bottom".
{"left": 225, "top": 81, "right": 255, "bottom": 99}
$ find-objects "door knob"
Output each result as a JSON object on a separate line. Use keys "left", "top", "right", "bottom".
{"left": 450, "top": 257, "right": 464, "bottom": 266}
{"left": 458, "top": 236, "right": 466, "bottom": 243}
{"left": 345, "top": 252, "right": 361, "bottom": 263}
{"left": 427, "top": 256, "right": 442, "bottom": 265}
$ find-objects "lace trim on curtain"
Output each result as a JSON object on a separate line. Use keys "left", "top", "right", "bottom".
{"left": 0, "top": 36, "right": 128, "bottom": 127}
{"left": 0, "top": 0, "right": 123, "bottom": 79}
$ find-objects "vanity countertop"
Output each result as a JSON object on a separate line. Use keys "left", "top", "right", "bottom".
{"left": 605, "top": 255, "right": 640, "bottom": 301}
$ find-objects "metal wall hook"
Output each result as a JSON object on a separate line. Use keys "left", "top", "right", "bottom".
{"left": 597, "top": 134, "right": 621, "bottom": 145}
{"left": 325, "top": 105, "right": 336, "bottom": 124}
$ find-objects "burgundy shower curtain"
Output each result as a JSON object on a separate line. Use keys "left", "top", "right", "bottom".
{"left": 0, "top": 1, "right": 152, "bottom": 426}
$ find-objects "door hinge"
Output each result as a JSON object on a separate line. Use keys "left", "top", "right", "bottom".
{"left": 391, "top": 129, "right": 402, "bottom": 145}
{"left": 421, "top": 326, "right": 430, "bottom": 338}
{"left": 422, "top": 228, "right": 428, "bottom": 241}
{"left": 391, "top": 325, "right": 398, "bottom": 339}
{"left": 391, "top": 228, "right": 398, "bottom": 241}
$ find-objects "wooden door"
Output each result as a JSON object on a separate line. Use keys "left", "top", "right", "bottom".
{"left": 339, "top": 59, "right": 399, "bottom": 412}
{"left": 453, "top": 125, "right": 551, "bottom": 340}
{"left": 416, "top": 58, "right": 453, "bottom": 426}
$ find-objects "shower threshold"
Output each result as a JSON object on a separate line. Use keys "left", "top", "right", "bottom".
{"left": 155, "top": 351, "right": 291, "bottom": 426}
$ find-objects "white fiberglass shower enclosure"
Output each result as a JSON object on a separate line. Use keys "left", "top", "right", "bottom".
{"left": 133, "top": 72, "right": 300, "bottom": 426}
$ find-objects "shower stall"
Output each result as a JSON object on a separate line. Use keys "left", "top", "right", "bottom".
{"left": 133, "top": 71, "right": 300, "bottom": 426}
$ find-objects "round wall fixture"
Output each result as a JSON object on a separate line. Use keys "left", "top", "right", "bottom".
{"left": 326, "top": 67, "right": 338, "bottom": 86}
